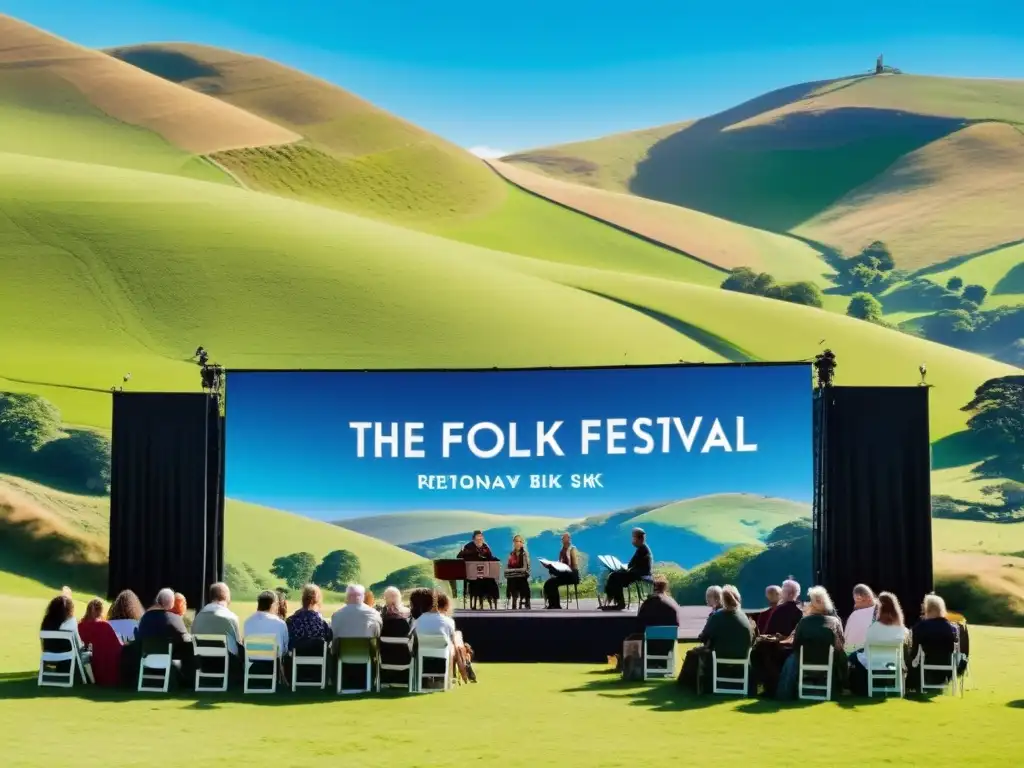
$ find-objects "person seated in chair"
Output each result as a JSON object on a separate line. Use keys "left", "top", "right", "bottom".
{"left": 243, "top": 590, "right": 290, "bottom": 658}
{"left": 286, "top": 584, "right": 332, "bottom": 651}
{"left": 40, "top": 594, "right": 85, "bottom": 665}
{"left": 908, "top": 593, "right": 960, "bottom": 691}
{"left": 543, "top": 532, "right": 580, "bottom": 609}
{"left": 701, "top": 587, "right": 754, "bottom": 690}
{"left": 844, "top": 583, "right": 877, "bottom": 653}
{"left": 457, "top": 530, "right": 499, "bottom": 609}
{"left": 603, "top": 528, "right": 653, "bottom": 611}
{"left": 849, "top": 591, "right": 907, "bottom": 695}
{"left": 636, "top": 575, "right": 682, "bottom": 631}
{"left": 763, "top": 579, "right": 803, "bottom": 638}
{"left": 505, "top": 534, "right": 532, "bottom": 609}
{"left": 191, "top": 582, "right": 244, "bottom": 681}
{"left": 106, "top": 590, "right": 145, "bottom": 644}
{"left": 776, "top": 586, "right": 846, "bottom": 699}
{"left": 755, "top": 585, "right": 781, "bottom": 635}
{"left": 136, "top": 588, "right": 194, "bottom": 685}
{"left": 331, "top": 584, "right": 382, "bottom": 641}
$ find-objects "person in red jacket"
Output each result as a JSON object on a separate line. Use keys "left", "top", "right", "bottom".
{"left": 78, "top": 598, "right": 123, "bottom": 687}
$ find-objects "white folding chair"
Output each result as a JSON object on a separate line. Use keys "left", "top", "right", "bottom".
{"left": 642, "top": 626, "right": 677, "bottom": 680}
{"left": 916, "top": 646, "right": 959, "bottom": 696}
{"left": 38, "top": 631, "right": 78, "bottom": 688}
{"left": 243, "top": 634, "right": 279, "bottom": 694}
{"left": 414, "top": 633, "right": 452, "bottom": 693}
{"left": 138, "top": 643, "right": 173, "bottom": 693}
{"left": 865, "top": 642, "right": 905, "bottom": 698}
{"left": 712, "top": 649, "right": 751, "bottom": 695}
{"left": 291, "top": 641, "right": 328, "bottom": 691}
{"left": 336, "top": 637, "right": 375, "bottom": 694}
{"left": 192, "top": 634, "right": 230, "bottom": 692}
{"left": 798, "top": 645, "right": 834, "bottom": 701}
{"left": 378, "top": 636, "right": 414, "bottom": 691}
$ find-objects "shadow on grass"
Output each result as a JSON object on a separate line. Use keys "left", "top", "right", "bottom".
{"left": 1007, "top": 700, "right": 1024, "bottom": 709}
{"left": 930, "top": 430, "right": 993, "bottom": 472}
{"left": 0, "top": 670, "right": 420, "bottom": 707}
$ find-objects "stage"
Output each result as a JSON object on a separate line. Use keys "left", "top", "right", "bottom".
{"left": 453, "top": 602, "right": 711, "bottom": 663}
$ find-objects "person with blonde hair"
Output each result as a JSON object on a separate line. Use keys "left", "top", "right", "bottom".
{"left": 844, "top": 583, "right": 877, "bottom": 652}
{"left": 705, "top": 585, "right": 723, "bottom": 614}
{"left": 286, "top": 583, "right": 332, "bottom": 653}
{"left": 505, "top": 533, "right": 531, "bottom": 609}
{"left": 381, "top": 586, "right": 407, "bottom": 617}
{"left": 700, "top": 585, "right": 753, "bottom": 665}
{"left": 775, "top": 586, "right": 846, "bottom": 699}
{"left": 848, "top": 591, "right": 907, "bottom": 694}
{"left": 909, "top": 593, "right": 961, "bottom": 690}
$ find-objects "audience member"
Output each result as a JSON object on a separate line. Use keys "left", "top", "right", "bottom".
{"left": 909, "top": 593, "right": 960, "bottom": 690}
{"left": 849, "top": 591, "right": 907, "bottom": 695}
{"left": 40, "top": 594, "right": 82, "bottom": 651}
{"left": 776, "top": 586, "right": 846, "bottom": 699}
{"left": 77, "top": 598, "right": 123, "bottom": 687}
{"left": 136, "top": 588, "right": 193, "bottom": 683}
{"left": 82, "top": 598, "right": 105, "bottom": 623}
{"left": 364, "top": 589, "right": 376, "bottom": 609}
{"left": 286, "top": 584, "right": 333, "bottom": 652}
{"left": 409, "top": 588, "right": 452, "bottom": 643}
{"left": 275, "top": 590, "right": 289, "bottom": 621}
{"left": 171, "top": 592, "right": 191, "bottom": 630}
{"left": 636, "top": 575, "right": 683, "bottom": 631}
{"left": 331, "top": 584, "right": 382, "bottom": 639}
{"left": 705, "top": 585, "right": 723, "bottom": 615}
{"left": 191, "top": 582, "right": 242, "bottom": 657}
{"left": 844, "top": 584, "right": 877, "bottom": 652}
{"left": 106, "top": 589, "right": 144, "bottom": 643}
{"left": 243, "top": 590, "right": 290, "bottom": 656}
{"left": 763, "top": 579, "right": 802, "bottom": 638}
{"left": 701, "top": 587, "right": 754, "bottom": 691}
{"left": 382, "top": 586, "right": 408, "bottom": 617}
{"left": 408, "top": 587, "right": 436, "bottom": 621}
{"left": 755, "top": 585, "right": 782, "bottom": 634}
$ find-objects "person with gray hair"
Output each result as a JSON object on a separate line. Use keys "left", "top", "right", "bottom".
{"left": 762, "top": 579, "right": 803, "bottom": 638}
{"left": 705, "top": 585, "right": 724, "bottom": 614}
{"left": 755, "top": 585, "right": 783, "bottom": 634}
{"left": 191, "top": 581, "right": 243, "bottom": 657}
{"left": 135, "top": 586, "right": 193, "bottom": 683}
{"left": 330, "top": 584, "right": 382, "bottom": 640}
{"left": 844, "top": 583, "right": 878, "bottom": 652}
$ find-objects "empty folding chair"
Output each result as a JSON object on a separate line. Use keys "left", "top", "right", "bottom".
{"left": 38, "top": 630, "right": 78, "bottom": 688}
{"left": 243, "top": 635, "right": 279, "bottom": 694}
{"left": 712, "top": 649, "right": 751, "bottom": 695}
{"left": 378, "top": 636, "right": 414, "bottom": 691}
{"left": 291, "top": 640, "right": 328, "bottom": 691}
{"left": 192, "top": 634, "right": 230, "bottom": 692}
{"left": 414, "top": 633, "right": 452, "bottom": 693}
{"left": 137, "top": 642, "right": 173, "bottom": 693}
{"left": 798, "top": 645, "right": 834, "bottom": 701}
{"left": 335, "top": 637, "right": 375, "bottom": 694}
{"left": 865, "top": 642, "right": 905, "bottom": 698}
{"left": 642, "top": 626, "right": 678, "bottom": 680}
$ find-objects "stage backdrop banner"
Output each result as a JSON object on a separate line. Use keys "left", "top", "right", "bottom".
{"left": 224, "top": 365, "right": 813, "bottom": 604}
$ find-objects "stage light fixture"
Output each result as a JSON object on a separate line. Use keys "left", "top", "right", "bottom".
{"left": 919, "top": 363, "right": 928, "bottom": 386}
{"left": 813, "top": 349, "right": 837, "bottom": 389}
{"left": 200, "top": 363, "right": 224, "bottom": 393}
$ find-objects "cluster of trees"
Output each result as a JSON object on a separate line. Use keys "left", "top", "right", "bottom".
{"left": 270, "top": 549, "right": 362, "bottom": 591}
{"left": 918, "top": 305, "right": 1023, "bottom": 364}
{"left": 962, "top": 375, "right": 1024, "bottom": 479}
{"left": 833, "top": 241, "right": 902, "bottom": 294}
{"left": 721, "top": 267, "right": 824, "bottom": 308}
{"left": 0, "top": 392, "right": 111, "bottom": 493}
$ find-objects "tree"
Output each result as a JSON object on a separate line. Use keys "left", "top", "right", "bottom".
{"left": 270, "top": 552, "right": 318, "bottom": 590}
{"left": 919, "top": 309, "right": 977, "bottom": 345}
{"left": 769, "top": 281, "right": 824, "bottom": 308}
{"left": 962, "top": 284, "right": 988, "bottom": 306}
{"left": 369, "top": 563, "right": 435, "bottom": 593}
{"left": 846, "top": 292, "right": 883, "bottom": 322}
{"left": 0, "top": 393, "right": 62, "bottom": 457}
{"left": 721, "top": 267, "right": 759, "bottom": 294}
{"left": 35, "top": 429, "right": 111, "bottom": 492}
{"left": 848, "top": 262, "right": 882, "bottom": 291}
{"left": 946, "top": 276, "right": 964, "bottom": 292}
{"left": 860, "top": 240, "right": 895, "bottom": 272}
{"left": 981, "top": 481, "right": 1024, "bottom": 510}
{"left": 312, "top": 549, "right": 361, "bottom": 590}
{"left": 961, "top": 376, "right": 1024, "bottom": 477}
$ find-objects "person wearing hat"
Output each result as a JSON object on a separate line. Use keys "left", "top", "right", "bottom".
{"left": 603, "top": 528, "right": 653, "bottom": 610}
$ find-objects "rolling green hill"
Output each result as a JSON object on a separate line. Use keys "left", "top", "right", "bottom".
{"left": 107, "top": 42, "right": 506, "bottom": 225}
{"left": 335, "top": 511, "right": 581, "bottom": 547}
{"left": 631, "top": 494, "right": 811, "bottom": 546}
{"left": 504, "top": 74, "right": 1024, "bottom": 266}
{"left": 224, "top": 500, "right": 426, "bottom": 593}
{"left": 923, "top": 241, "right": 1024, "bottom": 309}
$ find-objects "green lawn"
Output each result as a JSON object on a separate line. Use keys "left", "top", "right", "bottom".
{"left": 1, "top": 593, "right": 1022, "bottom": 767}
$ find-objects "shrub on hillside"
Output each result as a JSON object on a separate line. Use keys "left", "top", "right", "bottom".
{"left": 670, "top": 545, "right": 763, "bottom": 605}
{"left": 369, "top": 562, "right": 435, "bottom": 593}
{"left": 963, "top": 284, "right": 989, "bottom": 306}
{"left": 722, "top": 268, "right": 823, "bottom": 307}
{"left": 0, "top": 392, "right": 62, "bottom": 458}
{"left": 846, "top": 292, "right": 884, "bottom": 322}
{"left": 766, "top": 281, "right": 824, "bottom": 308}
{"left": 270, "top": 551, "right": 318, "bottom": 590}
{"left": 34, "top": 429, "right": 111, "bottom": 493}
{"left": 934, "top": 573, "right": 1024, "bottom": 627}
{"left": 946, "top": 276, "right": 964, "bottom": 292}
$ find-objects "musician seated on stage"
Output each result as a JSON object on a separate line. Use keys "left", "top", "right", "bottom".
{"left": 602, "top": 528, "right": 653, "bottom": 611}
{"left": 457, "top": 530, "right": 499, "bottom": 609}
{"left": 506, "top": 534, "right": 531, "bottom": 609}
{"left": 543, "top": 532, "right": 580, "bottom": 609}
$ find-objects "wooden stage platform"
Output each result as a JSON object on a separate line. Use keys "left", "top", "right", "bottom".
{"left": 453, "top": 602, "right": 709, "bottom": 663}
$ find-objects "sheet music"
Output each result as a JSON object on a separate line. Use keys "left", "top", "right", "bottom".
{"left": 599, "top": 554, "right": 627, "bottom": 571}
{"left": 538, "top": 557, "right": 571, "bottom": 573}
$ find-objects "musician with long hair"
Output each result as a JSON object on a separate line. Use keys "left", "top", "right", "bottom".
{"left": 505, "top": 534, "right": 531, "bottom": 609}
{"left": 543, "top": 532, "right": 579, "bottom": 609}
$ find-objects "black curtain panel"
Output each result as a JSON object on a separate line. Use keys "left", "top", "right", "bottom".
{"left": 108, "top": 392, "right": 224, "bottom": 608}
{"left": 815, "top": 386, "right": 933, "bottom": 619}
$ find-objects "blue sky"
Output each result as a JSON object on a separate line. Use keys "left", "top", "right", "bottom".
{"left": 225, "top": 366, "right": 813, "bottom": 520}
{"left": 9, "top": 0, "right": 1023, "bottom": 152}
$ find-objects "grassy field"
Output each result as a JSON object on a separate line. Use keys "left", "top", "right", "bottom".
{"left": 487, "top": 160, "right": 832, "bottom": 283}
{"left": 335, "top": 511, "right": 582, "bottom": 546}
{"left": 932, "top": 520, "right": 1024, "bottom": 556}
{"left": 1, "top": 592, "right": 1023, "bottom": 768}
{"left": 224, "top": 500, "right": 426, "bottom": 591}
{"left": 632, "top": 495, "right": 810, "bottom": 546}
{"left": 923, "top": 241, "right": 1024, "bottom": 308}
{"left": 0, "top": 16, "right": 298, "bottom": 156}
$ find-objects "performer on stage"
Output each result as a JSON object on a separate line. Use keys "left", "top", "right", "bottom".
{"left": 457, "top": 530, "right": 499, "bottom": 609}
{"left": 505, "top": 534, "right": 531, "bottom": 609}
{"left": 543, "top": 533, "right": 580, "bottom": 609}
{"left": 603, "top": 528, "right": 653, "bottom": 611}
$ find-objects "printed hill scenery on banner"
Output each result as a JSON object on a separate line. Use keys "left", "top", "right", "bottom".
{"left": 0, "top": 11, "right": 1021, "bottom": 623}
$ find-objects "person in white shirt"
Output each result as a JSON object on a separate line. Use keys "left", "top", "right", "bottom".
{"left": 106, "top": 589, "right": 145, "bottom": 643}
{"left": 851, "top": 591, "right": 908, "bottom": 694}
{"left": 191, "top": 582, "right": 243, "bottom": 655}
{"left": 844, "top": 583, "right": 877, "bottom": 653}
{"left": 409, "top": 588, "right": 454, "bottom": 644}
{"left": 243, "top": 590, "right": 290, "bottom": 657}
{"left": 330, "top": 584, "right": 382, "bottom": 639}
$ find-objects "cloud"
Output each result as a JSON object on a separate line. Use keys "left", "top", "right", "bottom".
{"left": 468, "top": 145, "right": 508, "bottom": 159}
